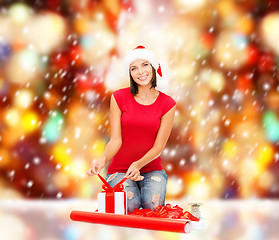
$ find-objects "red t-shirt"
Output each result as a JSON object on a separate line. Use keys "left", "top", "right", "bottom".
{"left": 107, "top": 87, "right": 176, "bottom": 174}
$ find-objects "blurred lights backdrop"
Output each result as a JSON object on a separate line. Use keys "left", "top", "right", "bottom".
{"left": 1, "top": 0, "right": 278, "bottom": 201}
{"left": 0, "top": 0, "right": 279, "bottom": 239}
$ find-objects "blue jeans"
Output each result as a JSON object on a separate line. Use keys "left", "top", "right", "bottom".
{"left": 106, "top": 170, "right": 168, "bottom": 213}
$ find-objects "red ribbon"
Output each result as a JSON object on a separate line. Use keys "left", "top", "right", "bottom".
{"left": 129, "top": 203, "right": 199, "bottom": 221}
{"left": 98, "top": 174, "right": 127, "bottom": 213}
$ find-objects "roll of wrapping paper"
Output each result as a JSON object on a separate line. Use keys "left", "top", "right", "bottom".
{"left": 70, "top": 211, "right": 192, "bottom": 233}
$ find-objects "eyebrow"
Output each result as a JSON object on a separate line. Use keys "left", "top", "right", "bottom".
{"left": 130, "top": 61, "right": 149, "bottom": 68}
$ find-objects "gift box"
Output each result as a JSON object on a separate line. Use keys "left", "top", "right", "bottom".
{"left": 97, "top": 174, "right": 127, "bottom": 215}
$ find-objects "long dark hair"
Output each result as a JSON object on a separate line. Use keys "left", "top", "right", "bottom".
{"left": 129, "top": 66, "right": 157, "bottom": 95}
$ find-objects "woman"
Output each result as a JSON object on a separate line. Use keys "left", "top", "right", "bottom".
{"left": 87, "top": 45, "right": 176, "bottom": 213}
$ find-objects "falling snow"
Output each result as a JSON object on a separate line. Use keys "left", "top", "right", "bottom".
{"left": 33, "top": 157, "right": 41, "bottom": 165}
{"left": 0, "top": 0, "right": 278, "bottom": 204}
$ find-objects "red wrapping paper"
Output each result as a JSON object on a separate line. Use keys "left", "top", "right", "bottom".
{"left": 97, "top": 174, "right": 127, "bottom": 214}
{"left": 129, "top": 204, "right": 200, "bottom": 221}
{"left": 70, "top": 211, "right": 192, "bottom": 233}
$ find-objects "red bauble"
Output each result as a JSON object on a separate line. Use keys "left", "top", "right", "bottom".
{"left": 201, "top": 32, "right": 215, "bottom": 49}
{"left": 120, "top": 0, "right": 134, "bottom": 12}
{"left": 236, "top": 73, "right": 253, "bottom": 92}
{"left": 106, "top": 12, "right": 119, "bottom": 32}
{"left": 51, "top": 51, "right": 70, "bottom": 70}
{"left": 68, "top": 45, "right": 83, "bottom": 67}
{"left": 265, "top": 0, "right": 279, "bottom": 9}
{"left": 76, "top": 72, "right": 106, "bottom": 96}
{"left": 246, "top": 44, "right": 259, "bottom": 66}
{"left": 258, "top": 52, "right": 276, "bottom": 73}
{"left": 46, "top": 0, "right": 62, "bottom": 11}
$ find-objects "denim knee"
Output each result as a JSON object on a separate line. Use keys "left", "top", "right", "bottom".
{"left": 140, "top": 170, "right": 168, "bottom": 210}
{"left": 126, "top": 196, "right": 141, "bottom": 213}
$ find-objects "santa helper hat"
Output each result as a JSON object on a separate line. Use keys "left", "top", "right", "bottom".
{"left": 124, "top": 45, "right": 163, "bottom": 79}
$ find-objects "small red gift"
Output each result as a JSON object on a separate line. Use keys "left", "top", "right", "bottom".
{"left": 97, "top": 174, "right": 127, "bottom": 215}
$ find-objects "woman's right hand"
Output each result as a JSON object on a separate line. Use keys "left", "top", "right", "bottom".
{"left": 87, "top": 159, "right": 105, "bottom": 176}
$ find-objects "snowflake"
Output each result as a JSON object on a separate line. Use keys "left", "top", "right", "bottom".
{"left": 56, "top": 192, "right": 63, "bottom": 199}
{"left": 27, "top": 180, "right": 33, "bottom": 188}
{"left": 33, "top": 157, "right": 41, "bottom": 165}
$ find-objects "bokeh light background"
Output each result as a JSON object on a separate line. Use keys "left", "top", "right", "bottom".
{"left": 0, "top": 0, "right": 279, "bottom": 239}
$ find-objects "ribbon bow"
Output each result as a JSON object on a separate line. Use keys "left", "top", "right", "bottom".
{"left": 98, "top": 174, "right": 127, "bottom": 192}
{"left": 97, "top": 174, "right": 127, "bottom": 214}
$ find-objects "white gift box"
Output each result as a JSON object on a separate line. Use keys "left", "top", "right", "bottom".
{"left": 98, "top": 191, "right": 127, "bottom": 215}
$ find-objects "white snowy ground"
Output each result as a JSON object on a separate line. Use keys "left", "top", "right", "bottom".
{"left": 0, "top": 200, "right": 278, "bottom": 240}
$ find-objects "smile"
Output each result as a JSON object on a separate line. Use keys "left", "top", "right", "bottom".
{"left": 138, "top": 75, "right": 148, "bottom": 80}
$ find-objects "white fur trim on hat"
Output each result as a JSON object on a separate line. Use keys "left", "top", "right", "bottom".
{"left": 124, "top": 45, "right": 160, "bottom": 76}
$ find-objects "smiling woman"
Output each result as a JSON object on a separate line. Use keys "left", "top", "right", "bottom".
{"left": 129, "top": 60, "right": 157, "bottom": 98}
{"left": 130, "top": 60, "right": 153, "bottom": 82}
{"left": 87, "top": 45, "right": 176, "bottom": 213}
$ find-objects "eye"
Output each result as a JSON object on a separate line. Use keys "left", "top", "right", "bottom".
{"left": 130, "top": 67, "right": 136, "bottom": 71}
{"left": 143, "top": 63, "right": 149, "bottom": 67}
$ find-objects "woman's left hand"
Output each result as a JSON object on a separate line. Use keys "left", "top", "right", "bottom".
{"left": 125, "top": 162, "right": 144, "bottom": 181}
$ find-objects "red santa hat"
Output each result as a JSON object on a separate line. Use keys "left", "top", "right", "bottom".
{"left": 124, "top": 45, "right": 162, "bottom": 78}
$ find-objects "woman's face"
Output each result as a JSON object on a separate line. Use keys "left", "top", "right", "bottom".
{"left": 129, "top": 59, "right": 153, "bottom": 87}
